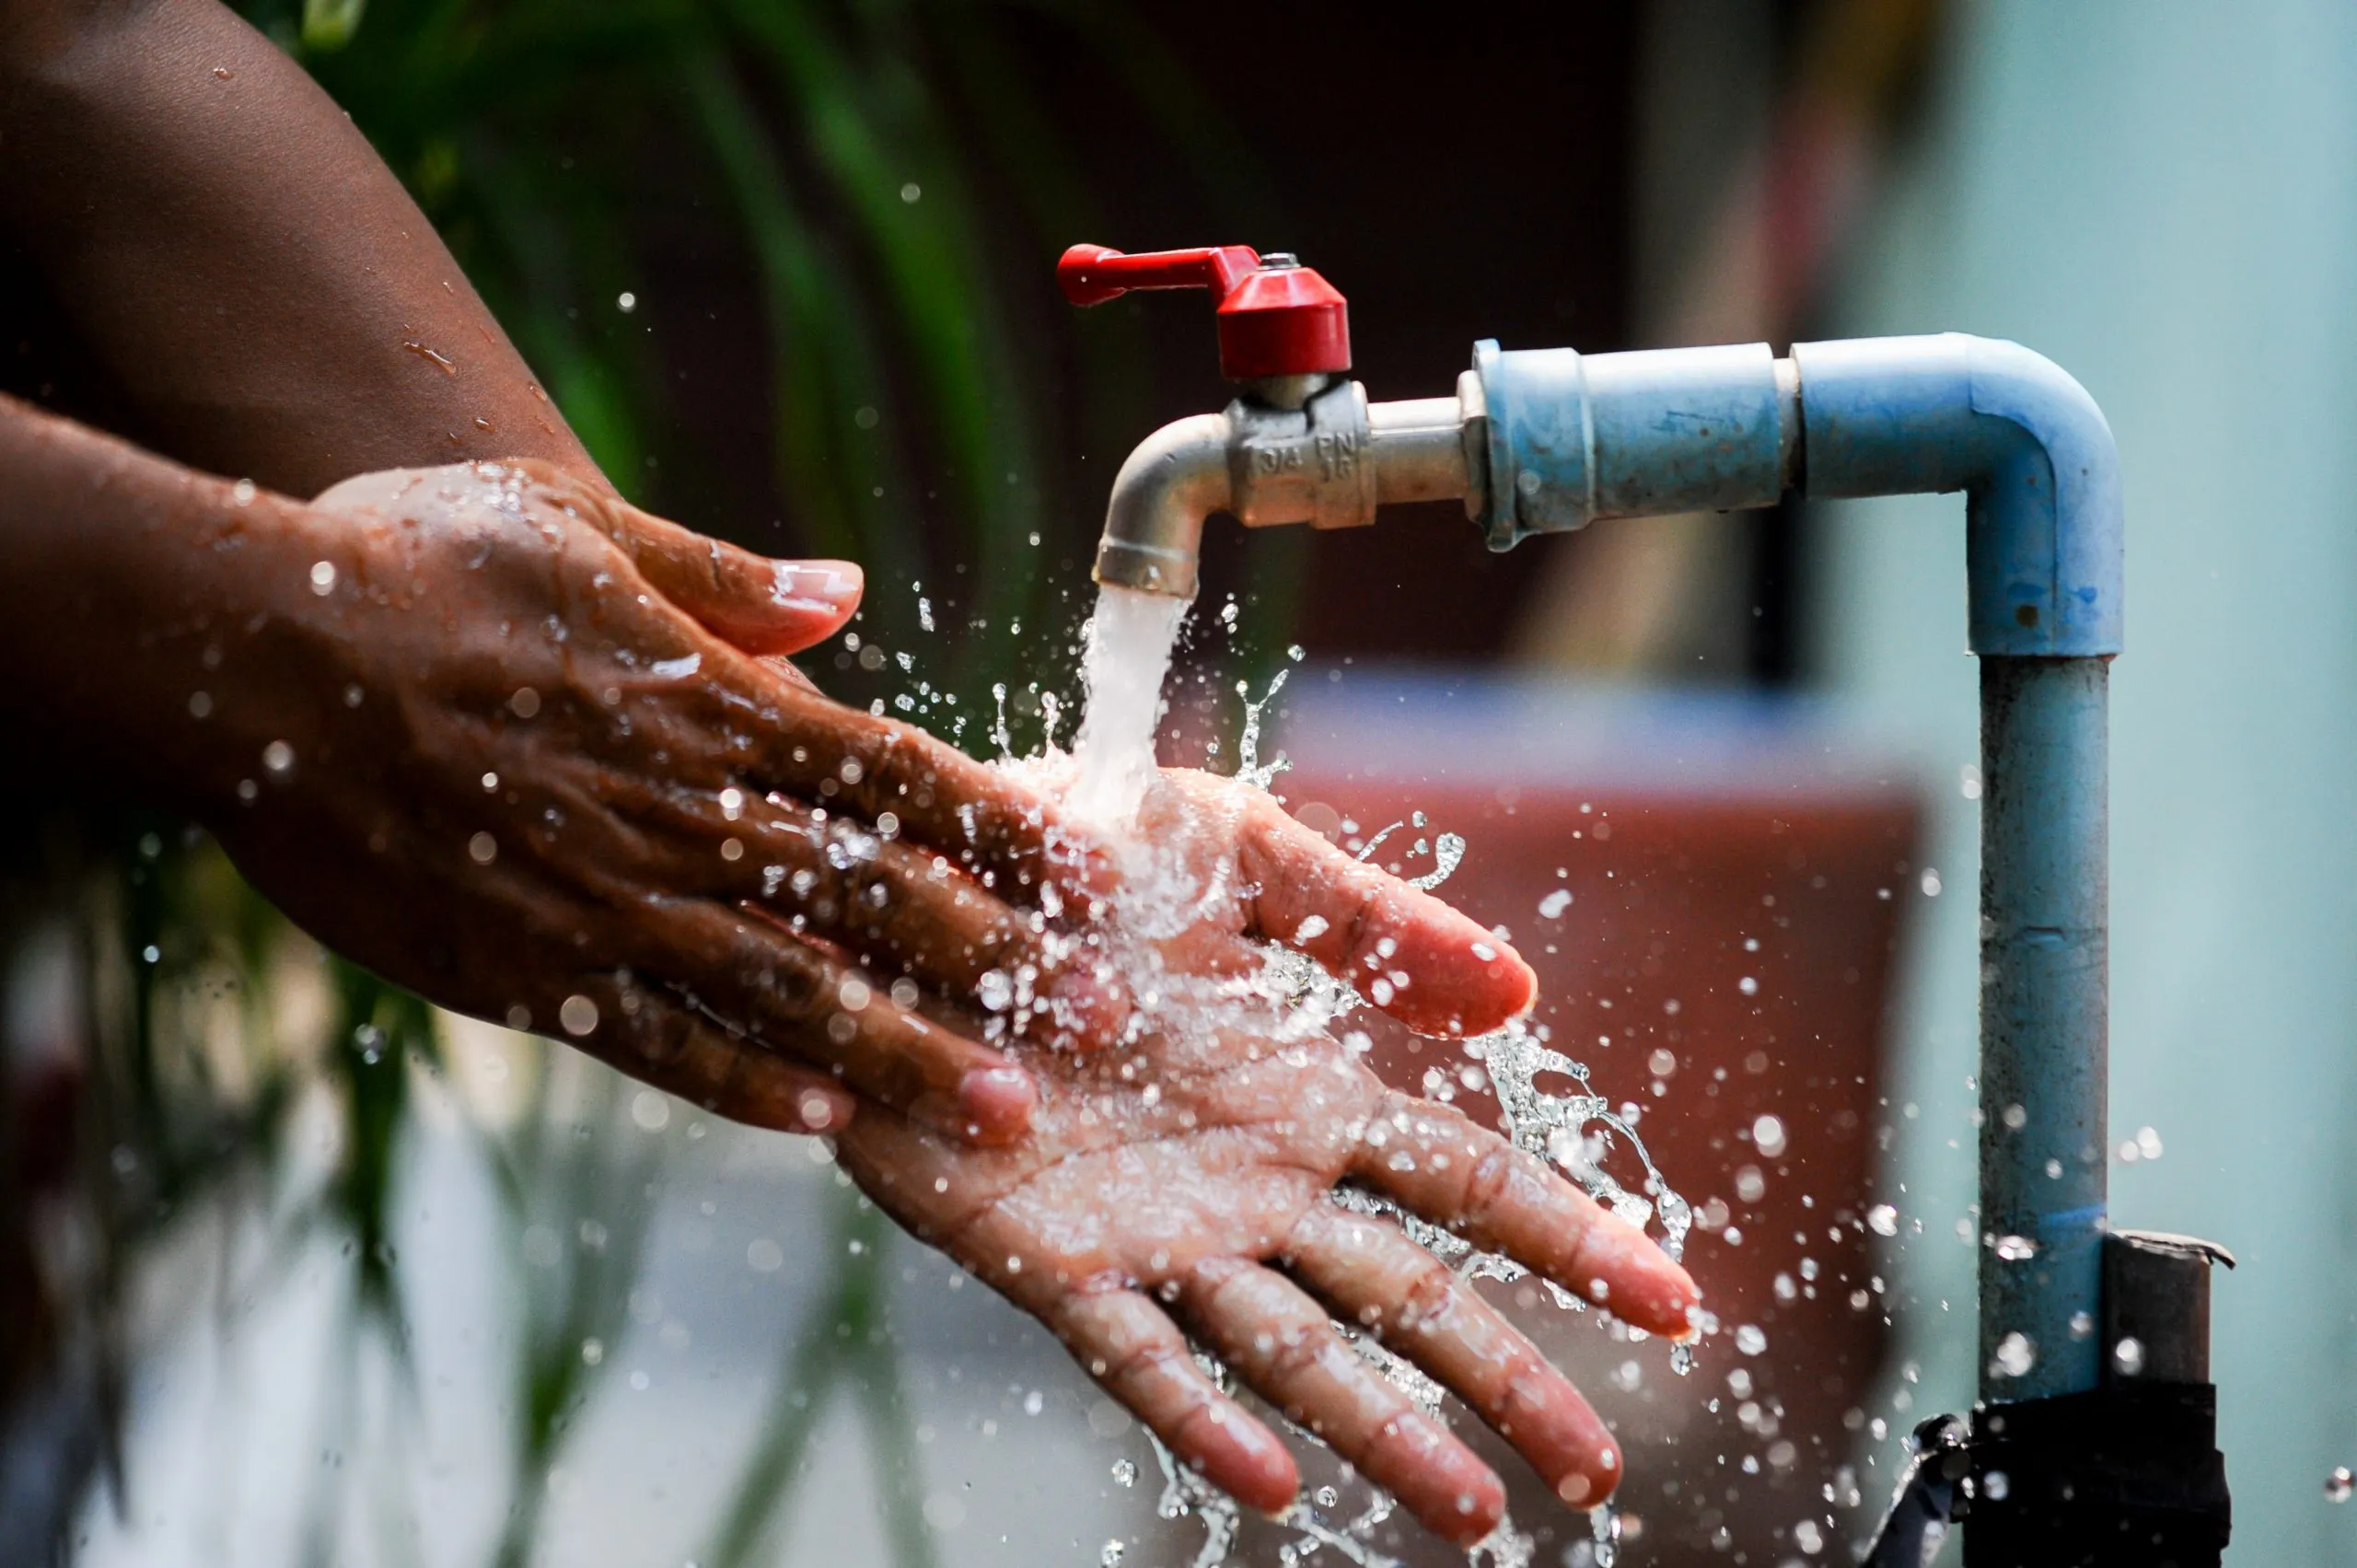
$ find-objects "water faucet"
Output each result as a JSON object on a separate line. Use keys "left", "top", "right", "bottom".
{"left": 1063, "top": 244, "right": 2231, "bottom": 1564}
{"left": 1055, "top": 244, "right": 1476, "bottom": 598}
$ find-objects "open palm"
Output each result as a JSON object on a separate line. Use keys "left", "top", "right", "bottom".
{"left": 835, "top": 770, "right": 1699, "bottom": 1546}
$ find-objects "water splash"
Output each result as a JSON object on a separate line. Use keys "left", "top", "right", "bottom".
{"left": 994, "top": 585, "right": 1691, "bottom": 1564}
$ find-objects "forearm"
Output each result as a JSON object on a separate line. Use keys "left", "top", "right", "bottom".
{"left": 0, "top": 392, "right": 327, "bottom": 811}
{"left": 0, "top": 0, "right": 597, "bottom": 494}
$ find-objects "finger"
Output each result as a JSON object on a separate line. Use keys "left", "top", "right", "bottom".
{"left": 620, "top": 899, "right": 1037, "bottom": 1143}
{"left": 1352, "top": 1092, "right": 1700, "bottom": 1337}
{"left": 595, "top": 493, "right": 863, "bottom": 656}
{"left": 1180, "top": 1260, "right": 1504, "bottom": 1546}
{"left": 1285, "top": 1203, "right": 1622, "bottom": 1508}
{"left": 1237, "top": 796, "right": 1535, "bottom": 1037}
{"left": 631, "top": 787, "right": 1128, "bottom": 1050}
{"left": 553, "top": 981, "right": 856, "bottom": 1135}
{"left": 1048, "top": 1290, "right": 1298, "bottom": 1516}
{"left": 726, "top": 686, "right": 1116, "bottom": 906}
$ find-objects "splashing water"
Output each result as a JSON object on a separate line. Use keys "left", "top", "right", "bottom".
{"left": 1068, "top": 586, "right": 1190, "bottom": 825}
{"left": 993, "top": 583, "right": 1691, "bottom": 1563}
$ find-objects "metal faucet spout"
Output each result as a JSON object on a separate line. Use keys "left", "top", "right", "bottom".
{"left": 1094, "top": 413, "right": 1232, "bottom": 598}
{"left": 1092, "top": 381, "right": 1483, "bottom": 600}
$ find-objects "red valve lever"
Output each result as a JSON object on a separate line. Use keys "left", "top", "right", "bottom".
{"left": 1056, "top": 243, "right": 1260, "bottom": 306}
{"left": 1056, "top": 242, "right": 1351, "bottom": 381}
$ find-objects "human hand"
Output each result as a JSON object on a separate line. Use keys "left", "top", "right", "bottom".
{"left": 835, "top": 771, "right": 1698, "bottom": 1545}
{"left": 200, "top": 459, "right": 1113, "bottom": 1142}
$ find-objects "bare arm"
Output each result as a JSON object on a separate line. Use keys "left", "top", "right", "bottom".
{"left": 0, "top": 0, "right": 595, "bottom": 494}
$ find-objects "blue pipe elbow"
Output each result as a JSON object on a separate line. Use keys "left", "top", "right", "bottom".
{"left": 1792, "top": 334, "right": 2122, "bottom": 658}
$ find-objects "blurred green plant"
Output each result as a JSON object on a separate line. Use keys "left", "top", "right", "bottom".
{"left": 8, "top": 4, "right": 1287, "bottom": 1565}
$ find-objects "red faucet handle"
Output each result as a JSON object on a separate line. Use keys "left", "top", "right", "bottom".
{"left": 1056, "top": 242, "right": 1352, "bottom": 380}
{"left": 1055, "top": 243, "right": 1260, "bottom": 306}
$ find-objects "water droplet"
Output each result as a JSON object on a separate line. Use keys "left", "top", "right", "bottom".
{"left": 559, "top": 994, "right": 598, "bottom": 1036}
{"left": 231, "top": 478, "right": 257, "bottom": 506}
{"left": 1734, "top": 1324, "right": 1767, "bottom": 1355}
{"left": 1992, "top": 1234, "right": 2038, "bottom": 1262}
{"left": 1110, "top": 1458, "right": 1138, "bottom": 1488}
{"left": 617, "top": 291, "right": 637, "bottom": 313}
{"left": 976, "top": 970, "right": 1013, "bottom": 1011}
{"left": 1098, "top": 1542, "right": 1124, "bottom": 1567}
{"left": 900, "top": 181, "right": 922, "bottom": 203}
{"left": 2113, "top": 1336, "right": 2144, "bottom": 1376}
{"left": 632, "top": 1090, "right": 670, "bottom": 1132}
{"left": 1752, "top": 1114, "right": 1786, "bottom": 1157}
{"left": 580, "top": 1337, "right": 604, "bottom": 1365}
{"left": 1538, "top": 889, "right": 1573, "bottom": 918}
{"left": 509, "top": 687, "right": 540, "bottom": 718}
{"left": 2326, "top": 1466, "right": 2352, "bottom": 1503}
{"left": 747, "top": 1237, "right": 784, "bottom": 1272}
{"left": 188, "top": 691, "right": 213, "bottom": 719}
{"left": 1866, "top": 1203, "right": 1899, "bottom": 1237}
{"left": 469, "top": 831, "right": 497, "bottom": 864}
{"left": 1991, "top": 1330, "right": 2037, "bottom": 1379}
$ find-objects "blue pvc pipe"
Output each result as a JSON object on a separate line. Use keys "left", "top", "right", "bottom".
{"left": 1793, "top": 334, "right": 2121, "bottom": 659}
{"left": 1479, "top": 332, "right": 2123, "bottom": 1404}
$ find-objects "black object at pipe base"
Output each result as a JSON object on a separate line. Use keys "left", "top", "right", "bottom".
{"left": 1962, "top": 1382, "right": 2229, "bottom": 1567}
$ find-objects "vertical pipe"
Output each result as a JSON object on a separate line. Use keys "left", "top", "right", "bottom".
{"left": 1978, "top": 655, "right": 2108, "bottom": 1401}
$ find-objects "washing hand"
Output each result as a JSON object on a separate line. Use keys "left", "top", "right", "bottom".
{"left": 242, "top": 458, "right": 1164, "bottom": 1139}
{"left": 1, "top": 411, "right": 1125, "bottom": 1143}
{"left": 833, "top": 771, "right": 1700, "bottom": 1546}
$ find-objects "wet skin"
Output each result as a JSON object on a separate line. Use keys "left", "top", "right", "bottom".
{"left": 835, "top": 772, "right": 1703, "bottom": 1546}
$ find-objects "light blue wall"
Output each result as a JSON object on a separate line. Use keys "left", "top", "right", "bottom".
{"left": 1808, "top": 3, "right": 2357, "bottom": 1558}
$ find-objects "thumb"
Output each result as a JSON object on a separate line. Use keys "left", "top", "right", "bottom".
{"left": 609, "top": 503, "right": 863, "bottom": 656}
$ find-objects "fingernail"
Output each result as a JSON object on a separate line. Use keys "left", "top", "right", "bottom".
{"left": 956, "top": 1065, "right": 1036, "bottom": 1140}
{"left": 773, "top": 561, "right": 863, "bottom": 609}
